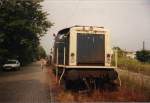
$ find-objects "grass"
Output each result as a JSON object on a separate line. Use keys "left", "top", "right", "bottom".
{"left": 112, "top": 57, "right": 150, "bottom": 76}
{"left": 112, "top": 57, "right": 150, "bottom": 99}
{"left": 120, "top": 73, "right": 150, "bottom": 99}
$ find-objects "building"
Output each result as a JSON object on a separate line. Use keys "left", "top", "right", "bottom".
{"left": 125, "top": 51, "right": 136, "bottom": 59}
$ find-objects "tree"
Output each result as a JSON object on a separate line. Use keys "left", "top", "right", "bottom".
{"left": 113, "top": 47, "right": 126, "bottom": 58}
{"left": 37, "top": 46, "right": 46, "bottom": 59}
{"left": 136, "top": 50, "right": 150, "bottom": 63}
{"left": 0, "top": 0, "right": 53, "bottom": 65}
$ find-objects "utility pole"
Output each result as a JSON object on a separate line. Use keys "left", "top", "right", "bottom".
{"left": 143, "top": 41, "right": 145, "bottom": 50}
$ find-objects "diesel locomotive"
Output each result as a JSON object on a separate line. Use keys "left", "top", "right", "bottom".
{"left": 52, "top": 25, "right": 121, "bottom": 89}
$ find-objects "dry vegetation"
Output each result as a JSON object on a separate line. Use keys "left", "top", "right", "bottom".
{"left": 47, "top": 68, "right": 150, "bottom": 102}
{"left": 114, "top": 57, "right": 150, "bottom": 76}
{"left": 56, "top": 87, "right": 148, "bottom": 102}
{"left": 119, "top": 72, "right": 150, "bottom": 99}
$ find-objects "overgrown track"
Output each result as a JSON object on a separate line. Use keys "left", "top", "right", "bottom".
{"left": 48, "top": 68, "right": 149, "bottom": 102}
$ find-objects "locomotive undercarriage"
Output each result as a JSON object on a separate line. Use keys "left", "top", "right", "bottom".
{"left": 55, "top": 67, "right": 121, "bottom": 91}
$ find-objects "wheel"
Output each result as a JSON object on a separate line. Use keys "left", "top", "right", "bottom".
{"left": 111, "top": 76, "right": 121, "bottom": 91}
{"left": 67, "top": 70, "right": 79, "bottom": 80}
{"left": 114, "top": 76, "right": 121, "bottom": 87}
{"left": 18, "top": 67, "right": 21, "bottom": 70}
{"left": 14, "top": 68, "right": 17, "bottom": 71}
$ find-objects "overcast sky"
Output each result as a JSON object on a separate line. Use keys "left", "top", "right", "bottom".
{"left": 40, "top": 0, "right": 150, "bottom": 54}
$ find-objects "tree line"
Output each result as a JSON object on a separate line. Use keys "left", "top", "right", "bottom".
{"left": 113, "top": 47, "right": 150, "bottom": 63}
{"left": 0, "top": 0, "right": 52, "bottom": 65}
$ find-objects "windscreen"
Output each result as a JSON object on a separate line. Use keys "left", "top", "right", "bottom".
{"left": 6, "top": 61, "right": 16, "bottom": 64}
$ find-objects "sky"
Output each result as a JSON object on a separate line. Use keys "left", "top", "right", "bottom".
{"left": 40, "top": 0, "right": 150, "bottom": 54}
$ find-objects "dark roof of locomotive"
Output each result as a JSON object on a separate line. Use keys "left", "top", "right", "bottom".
{"left": 57, "top": 25, "right": 104, "bottom": 35}
{"left": 58, "top": 28, "right": 70, "bottom": 35}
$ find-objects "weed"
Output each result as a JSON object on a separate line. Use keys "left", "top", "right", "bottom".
{"left": 112, "top": 57, "right": 150, "bottom": 76}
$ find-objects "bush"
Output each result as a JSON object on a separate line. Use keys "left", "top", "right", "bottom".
{"left": 115, "top": 57, "right": 150, "bottom": 76}
{"left": 136, "top": 50, "right": 150, "bottom": 63}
